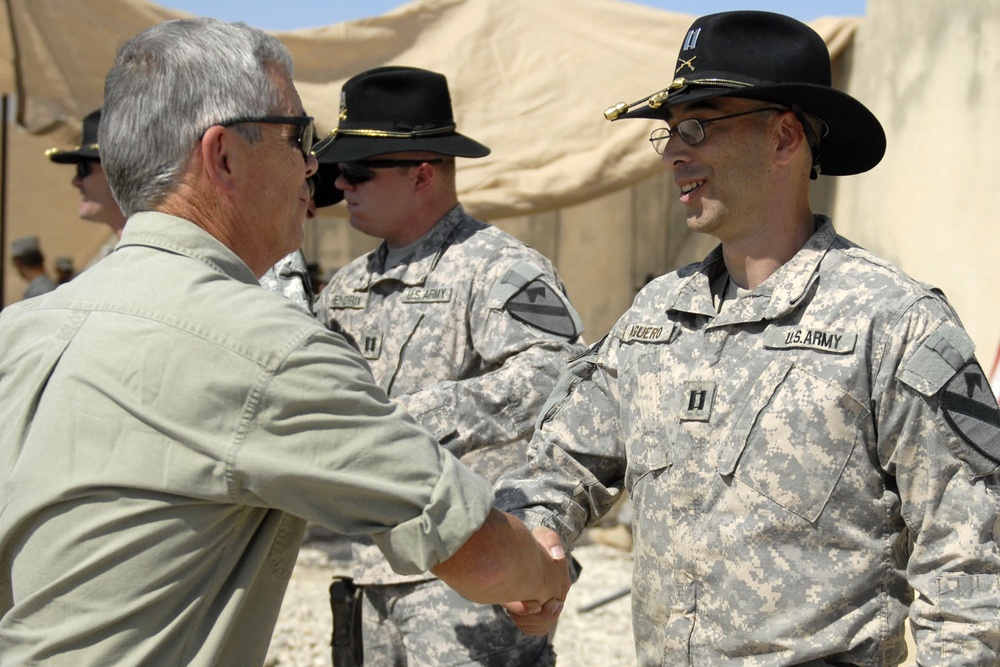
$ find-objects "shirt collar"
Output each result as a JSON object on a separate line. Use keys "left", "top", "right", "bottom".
{"left": 117, "top": 211, "right": 260, "bottom": 286}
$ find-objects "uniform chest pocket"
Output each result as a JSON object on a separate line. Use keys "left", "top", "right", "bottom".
{"left": 718, "top": 359, "right": 869, "bottom": 523}
{"left": 620, "top": 344, "right": 675, "bottom": 492}
{"left": 362, "top": 311, "right": 422, "bottom": 391}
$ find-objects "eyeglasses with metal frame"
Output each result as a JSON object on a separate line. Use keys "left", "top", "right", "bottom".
{"left": 337, "top": 159, "right": 445, "bottom": 186}
{"left": 205, "top": 115, "right": 316, "bottom": 161}
{"left": 648, "top": 106, "right": 785, "bottom": 154}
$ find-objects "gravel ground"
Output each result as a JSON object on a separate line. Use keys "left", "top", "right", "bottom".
{"left": 265, "top": 529, "right": 636, "bottom": 667}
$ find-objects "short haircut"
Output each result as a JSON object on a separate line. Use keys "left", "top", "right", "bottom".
{"left": 100, "top": 18, "right": 293, "bottom": 216}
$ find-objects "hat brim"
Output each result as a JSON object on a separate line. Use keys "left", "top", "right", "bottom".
{"left": 314, "top": 132, "right": 490, "bottom": 164}
{"left": 620, "top": 83, "right": 885, "bottom": 176}
{"left": 312, "top": 162, "right": 344, "bottom": 208}
{"left": 48, "top": 146, "right": 101, "bottom": 164}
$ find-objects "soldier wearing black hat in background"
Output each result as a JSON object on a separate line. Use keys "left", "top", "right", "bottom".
{"left": 495, "top": 11, "right": 1000, "bottom": 666}
{"left": 47, "top": 109, "right": 128, "bottom": 243}
{"left": 312, "top": 66, "right": 586, "bottom": 665}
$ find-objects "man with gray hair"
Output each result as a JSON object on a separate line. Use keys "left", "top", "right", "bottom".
{"left": 0, "top": 18, "right": 569, "bottom": 666}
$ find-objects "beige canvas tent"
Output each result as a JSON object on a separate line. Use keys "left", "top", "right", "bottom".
{"left": 2, "top": 0, "right": 999, "bottom": 369}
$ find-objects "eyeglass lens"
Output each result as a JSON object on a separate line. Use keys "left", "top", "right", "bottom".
{"left": 337, "top": 160, "right": 445, "bottom": 186}
{"left": 648, "top": 107, "right": 784, "bottom": 155}
{"left": 279, "top": 119, "right": 314, "bottom": 160}
{"left": 213, "top": 116, "right": 315, "bottom": 161}
{"left": 299, "top": 122, "right": 315, "bottom": 159}
{"left": 338, "top": 162, "right": 375, "bottom": 185}
{"left": 75, "top": 160, "right": 96, "bottom": 180}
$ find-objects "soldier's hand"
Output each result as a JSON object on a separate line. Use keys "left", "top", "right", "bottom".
{"left": 503, "top": 597, "right": 565, "bottom": 635}
{"left": 532, "top": 525, "right": 571, "bottom": 601}
{"left": 500, "top": 526, "right": 570, "bottom": 635}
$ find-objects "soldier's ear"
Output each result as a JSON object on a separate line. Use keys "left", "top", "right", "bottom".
{"left": 773, "top": 112, "right": 807, "bottom": 169}
{"left": 411, "top": 161, "right": 437, "bottom": 194}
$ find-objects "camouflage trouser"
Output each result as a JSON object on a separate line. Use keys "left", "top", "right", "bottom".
{"left": 359, "top": 578, "right": 557, "bottom": 666}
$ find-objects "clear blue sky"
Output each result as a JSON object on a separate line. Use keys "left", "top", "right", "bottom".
{"left": 157, "top": 0, "right": 868, "bottom": 32}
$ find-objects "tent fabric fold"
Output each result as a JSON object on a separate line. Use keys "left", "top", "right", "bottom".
{"left": 0, "top": 0, "right": 858, "bottom": 220}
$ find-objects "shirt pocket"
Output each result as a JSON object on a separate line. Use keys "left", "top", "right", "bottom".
{"left": 620, "top": 344, "right": 674, "bottom": 493}
{"left": 717, "top": 358, "right": 868, "bottom": 522}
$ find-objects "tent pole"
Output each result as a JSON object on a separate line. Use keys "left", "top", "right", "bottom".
{"left": 0, "top": 93, "right": 8, "bottom": 308}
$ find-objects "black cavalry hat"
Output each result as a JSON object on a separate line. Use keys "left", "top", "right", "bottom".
{"left": 46, "top": 108, "right": 102, "bottom": 163}
{"left": 311, "top": 162, "right": 344, "bottom": 208}
{"left": 604, "top": 11, "right": 885, "bottom": 176}
{"left": 313, "top": 66, "right": 491, "bottom": 164}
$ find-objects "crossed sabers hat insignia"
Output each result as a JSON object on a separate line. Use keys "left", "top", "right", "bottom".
{"left": 676, "top": 55, "right": 697, "bottom": 75}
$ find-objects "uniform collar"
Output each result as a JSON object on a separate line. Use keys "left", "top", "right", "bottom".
{"left": 354, "top": 204, "right": 467, "bottom": 289}
{"left": 669, "top": 215, "right": 837, "bottom": 321}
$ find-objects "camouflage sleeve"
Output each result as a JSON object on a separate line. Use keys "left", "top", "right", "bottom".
{"left": 259, "top": 250, "right": 314, "bottom": 312}
{"left": 875, "top": 300, "right": 1000, "bottom": 664}
{"left": 494, "top": 338, "right": 627, "bottom": 546}
{"left": 397, "top": 251, "right": 587, "bottom": 459}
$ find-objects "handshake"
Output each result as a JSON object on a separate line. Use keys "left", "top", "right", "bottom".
{"left": 431, "top": 510, "right": 573, "bottom": 636}
{"left": 501, "top": 525, "right": 571, "bottom": 636}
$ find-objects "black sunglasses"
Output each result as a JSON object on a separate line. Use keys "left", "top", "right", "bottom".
{"left": 338, "top": 159, "right": 444, "bottom": 186}
{"left": 210, "top": 115, "right": 316, "bottom": 160}
{"left": 75, "top": 160, "right": 99, "bottom": 180}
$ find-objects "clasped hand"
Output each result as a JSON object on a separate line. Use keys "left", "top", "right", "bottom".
{"left": 501, "top": 526, "right": 571, "bottom": 636}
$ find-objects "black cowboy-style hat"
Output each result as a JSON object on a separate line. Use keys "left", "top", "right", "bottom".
{"left": 313, "top": 66, "right": 490, "bottom": 164}
{"left": 311, "top": 162, "right": 344, "bottom": 208}
{"left": 604, "top": 11, "right": 885, "bottom": 176}
{"left": 46, "top": 108, "right": 102, "bottom": 163}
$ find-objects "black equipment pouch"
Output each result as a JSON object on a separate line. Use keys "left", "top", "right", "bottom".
{"left": 329, "top": 576, "right": 364, "bottom": 666}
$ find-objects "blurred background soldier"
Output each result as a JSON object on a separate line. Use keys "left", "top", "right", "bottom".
{"left": 47, "top": 109, "right": 128, "bottom": 245}
{"left": 55, "top": 256, "right": 76, "bottom": 285}
{"left": 10, "top": 235, "right": 56, "bottom": 299}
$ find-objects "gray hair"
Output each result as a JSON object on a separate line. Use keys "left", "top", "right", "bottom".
{"left": 100, "top": 18, "right": 294, "bottom": 216}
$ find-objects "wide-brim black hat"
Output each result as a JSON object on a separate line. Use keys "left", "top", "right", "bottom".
{"left": 604, "top": 11, "right": 885, "bottom": 176}
{"left": 314, "top": 66, "right": 490, "bottom": 164}
{"left": 46, "top": 108, "right": 102, "bottom": 163}
{"left": 311, "top": 162, "right": 344, "bottom": 208}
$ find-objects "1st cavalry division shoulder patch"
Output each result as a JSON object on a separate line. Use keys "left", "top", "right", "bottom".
{"left": 895, "top": 322, "right": 1000, "bottom": 475}
{"left": 493, "top": 261, "right": 582, "bottom": 339}
{"left": 940, "top": 359, "right": 1000, "bottom": 475}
